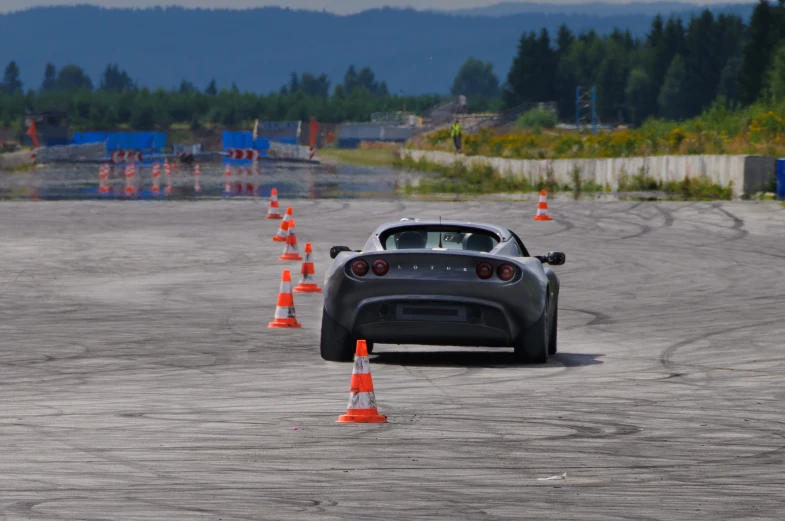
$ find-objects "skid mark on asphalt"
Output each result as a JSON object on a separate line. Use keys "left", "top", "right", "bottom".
{"left": 659, "top": 317, "right": 785, "bottom": 379}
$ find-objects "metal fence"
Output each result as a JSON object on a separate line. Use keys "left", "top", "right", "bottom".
{"left": 462, "top": 102, "right": 559, "bottom": 133}
{"left": 36, "top": 143, "right": 106, "bottom": 163}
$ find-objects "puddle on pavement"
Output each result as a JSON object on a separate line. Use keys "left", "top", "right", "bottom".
{"left": 0, "top": 161, "right": 408, "bottom": 201}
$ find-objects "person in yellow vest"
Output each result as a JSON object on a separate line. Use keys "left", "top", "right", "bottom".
{"left": 450, "top": 119, "right": 463, "bottom": 153}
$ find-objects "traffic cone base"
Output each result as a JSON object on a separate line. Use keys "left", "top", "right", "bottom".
{"left": 268, "top": 320, "right": 302, "bottom": 329}
{"left": 337, "top": 341, "right": 387, "bottom": 424}
{"left": 293, "top": 285, "right": 322, "bottom": 293}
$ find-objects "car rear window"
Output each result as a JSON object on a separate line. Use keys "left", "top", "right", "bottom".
{"left": 381, "top": 228, "right": 500, "bottom": 252}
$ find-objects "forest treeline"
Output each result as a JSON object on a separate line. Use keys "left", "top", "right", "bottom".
{"left": 504, "top": 0, "right": 785, "bottom": 124}
{"left": 0, "top": 1, "right": 784, "bottom": 132}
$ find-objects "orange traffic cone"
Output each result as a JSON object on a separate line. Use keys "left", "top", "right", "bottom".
{"left": 280, "top": 219, "right": 303, "bottom": 261}
{"left": 294, "top": 243, "right": 322, "bottom": 293}
{"left": 273, "top": 207, "right": 293, "bottom": 242}
{"left": 534, "top": 189, "right": 553, "bottom": 221}
{"left": 337, "top": 340, "right": 387, "bottom": 423}
{"left": 268, "top": 270, "right": 301, "bottom": 329}
{"left": 266, "top": 188, "right": 282, "bottom": 219}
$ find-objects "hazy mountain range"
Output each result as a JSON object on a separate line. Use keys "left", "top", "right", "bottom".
{"left": 0, "top": 3, "right": 755, "bottom": 95}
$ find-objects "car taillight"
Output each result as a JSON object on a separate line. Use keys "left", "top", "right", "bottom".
{"left": 498, "top": 264, "right": 515, "bottom": 281}
{"left": 351, "top": 259, "right": 369, "bottom": 276}
{"left": 372, "top": 259, "right": 389, "bottom": 276}
{"left": 476, "top": 262, "right": 493, "bottom": 279}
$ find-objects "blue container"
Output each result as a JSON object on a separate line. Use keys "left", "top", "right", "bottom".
{"left": 73, "top": 132, "right": 167, "bottom": 151}
{"left": 777, "top": 158, "right": 785, "bottom": 200}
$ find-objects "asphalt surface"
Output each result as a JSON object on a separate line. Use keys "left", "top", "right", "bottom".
{"left": 1, "top": 199, "right": 784, "bottom": 520}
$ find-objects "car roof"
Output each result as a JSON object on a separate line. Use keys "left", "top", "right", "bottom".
{"left": 371, "top": 218, "right": 512, "bottom": 239}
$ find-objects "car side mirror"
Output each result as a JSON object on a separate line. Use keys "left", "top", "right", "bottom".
{"left": 546, "top": 252, "right": 565, "bottom": 265}
{"left": 330, "top": 245, "right": 351, "bottom": 259}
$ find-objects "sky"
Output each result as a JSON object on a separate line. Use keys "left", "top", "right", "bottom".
{"left": 0, "top": 0, "right": 757, "bottom": 15}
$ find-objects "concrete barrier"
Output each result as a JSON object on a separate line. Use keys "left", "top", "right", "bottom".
{"left": 0, "top": 151, "right": 34, "bottom": 171}
{"left": 401, "top": 150, "right": 778, "bottom": 199}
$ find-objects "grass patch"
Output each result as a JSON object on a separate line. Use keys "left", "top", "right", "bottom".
{"left": 662, "top": 177, "right": 734, "bottom": 201}
{"left": 399, "top": 155, "right": 550, "bottom": 195}
{"left": 411, "top": 98, "right": 785, "bottom": 160}
{"left": 319, "top": 147, "right": 399, "bottom": 167}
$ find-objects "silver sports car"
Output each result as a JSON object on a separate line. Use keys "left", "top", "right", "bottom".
{"left": 320, "top": 218, "right": 565, "bottom": 363}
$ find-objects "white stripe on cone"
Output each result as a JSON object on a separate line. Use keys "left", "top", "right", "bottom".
{"left": 274, "top": 306, "right": 296, "bottom": 319}
{"left": 352, "top": 356, "right": 370, "bottom": 374}
{"left": 346, "top": 391, "right": 378, "bottom": 410}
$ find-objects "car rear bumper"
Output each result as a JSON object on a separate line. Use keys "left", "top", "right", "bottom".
{"left": 350, "top": 296, "right": 521, "bottom": 347}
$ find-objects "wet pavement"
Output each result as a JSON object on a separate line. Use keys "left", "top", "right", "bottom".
{"left": 0, "top": 161, "right": 405, "bottom": 201}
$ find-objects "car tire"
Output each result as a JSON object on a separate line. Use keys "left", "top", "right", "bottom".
{"left": 514, "top": 300, "right": 549, "bottom": 364}
{"left": 548, "top": 300, "right": 558, "bottom": 355}
{"left": 320, "top": 308, "right": 355, "bottom": 362}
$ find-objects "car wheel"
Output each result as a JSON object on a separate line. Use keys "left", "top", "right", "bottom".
{"left": 513, "top": 300, "right": 549, "bottom": 364}
{"left": 320, "top": 308, "right": 355, "bottom": 362}
{"left": 548, "top": 301, "right": 558, "bottom": 355}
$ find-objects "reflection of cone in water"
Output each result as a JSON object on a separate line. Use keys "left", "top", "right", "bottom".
{"left": 245, "top": 167, "right": 254, "bottom": 195}
{"left": 194, "top": 163, "right": 202, "bottom": 193}
{"left": 98, "top": 164, "right": 110, "bottom": 194}
{"left": 268, "top": 270, "right": 302, "bottom": 328}
{"left": 124, "top": 163, "right": 136, "bottom": 196}
{"left": 165, "top": 163, "right": 172, "bottom": 196}
{"left": 533, "top": 189, "right": 552, "bottom": 221}
{"left": 151, "top": 162, "right": 161, "bottom": 195}
{"left": 294, "top": 243, "right": 322, "bottom": 292}
{"left": 273, "top": 207, "right": 293, "bottom": 242}
{"left": 224, "top": 164, "right": 232, "bottom": 194}
{"left": 337, "top": 340, "right": 387, "bottom": 424}
{"left": 266, "top": 188, "right": 282, "bottom": 219}
{"left": 308, "top": 168, "right": 316, "bottom": 200}
{"left": 280, "top": 219, "right": 303, "bottom": 261}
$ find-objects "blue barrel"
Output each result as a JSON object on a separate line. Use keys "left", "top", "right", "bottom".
{"left": 778, "top": 158, "right": 785, "bottom": 200}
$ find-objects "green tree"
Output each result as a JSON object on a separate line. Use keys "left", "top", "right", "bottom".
{"left": 766, "top": 42, "right": 785, "bottom": 99}
{"left": 300, "top": 73, "right": 330, "bottom": 97}
{"left": 504, "top": 29, "right": 556, "bottom": 107}
{"left": 450, "top": 57, "right": 499, "bottom": 98}
{"left": 739, "top": 0, "right": 783, "bottom": 103}
{"left": 2, "top": 60, "right": 23, "bottom": 95}
{"left": 658, "top": 55, "right": 689, "bottom": 119}
{"left": 100, "top": 64, "right": 134, "bottom": 92}
{"left": 596, "top": 41, "right": 631, "bottom": 122}
{"left": 57, "top": 64, "right": 93, "bottom": 91}
{"left": 625, "top": 66, "right": 657, "bottom": 125}
{"left": 718, "top": 54, "right": 744, "bottom": 104}
{"left": 178, "top": 79, "right": 197, "bottom": 94}
{"left": 130, "top": 103, "right": 156, "bottom": 130}
{"left": 205, "top": 79, "right": 218, "bottom": 95}
{"left": 41, "top": 63, "right": 57, "bottom": 92}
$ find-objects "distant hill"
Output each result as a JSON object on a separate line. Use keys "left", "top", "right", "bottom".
{"left": 0, "top": 4, "right": 755, "bottom": 96}
{"left": 446, "top": 2, "right": 753, "bottom": 17}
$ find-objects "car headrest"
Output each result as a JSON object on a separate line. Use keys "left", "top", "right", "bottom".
{"left": 397, "top": 231, "right": 427, "bottom": 249}
{"left": 463, "top": 233, "right": 495, "bottom": 252}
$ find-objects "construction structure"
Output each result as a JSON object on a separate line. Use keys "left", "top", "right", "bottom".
{"left": 576, "top": 85, "right": 598, "bottom": 134}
